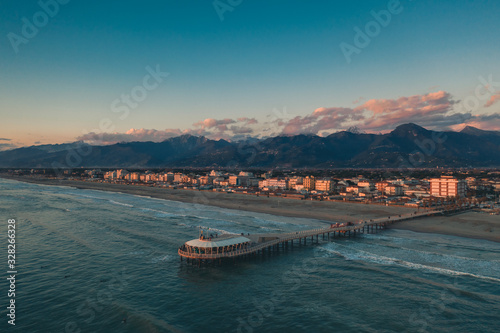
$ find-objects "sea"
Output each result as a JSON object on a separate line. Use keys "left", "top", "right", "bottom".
{"left": 0, "top": 178, "right": 499, "bottom": 333}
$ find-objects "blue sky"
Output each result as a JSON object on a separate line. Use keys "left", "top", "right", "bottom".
{"left": 1, "top": 0, "right": 499, "bottom": 149}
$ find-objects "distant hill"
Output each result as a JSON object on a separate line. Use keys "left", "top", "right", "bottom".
{"left": 1, "top": 124, "right": 499, "bottom": 168}
{"left": 460, "top": 126, "right": 500, "bottom": 137}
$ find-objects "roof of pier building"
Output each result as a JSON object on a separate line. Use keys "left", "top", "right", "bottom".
{"left": 185, "top": 236, "right": 251, "bottom": 248}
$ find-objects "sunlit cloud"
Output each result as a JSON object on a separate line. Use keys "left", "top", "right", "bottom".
{"left": 193, "top": 118, "right": 236, "bottom": 129}
{"left": 278, "top": 91, "right": 464, "bottom": 135}
{"left": 484, "top": 92, "right": 500, "bottom": 107}
{"left": 75, "top": 91, "right": 499, "bottom": 145}
{"left": 78, "top": 117, "right": 261, "bottom": 144}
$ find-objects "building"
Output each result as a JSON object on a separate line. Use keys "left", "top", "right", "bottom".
{"left": 357, "top": 180, "right": 374, "bottom": 190}
{"left": 430, "top": 176, "right": 466, "bottom": 198}
{"left": 345, "top": 186, "right": 359, "bottom": 194}
{"left": 179, "top": 234, "right": 251, "bottom": 258}
{"left": 229, "top": 175, "right": 249, "bottom": 187}
{"left": 210, "top": 170, "right": 223, "bottom": 177}
{"left": 385, "top": 185, "right": 404, "bottom": 196}
{"left": 238, "top": 171, "right": 254, "bottom": 177}
{"left": 116, "top": 169, "right": 129, "bottom": 179}
{"left": 199, "top": 176, "right": 214, "bottom": 185}
{"left": 288, "top": 177, "right": 304, "bottom": 191}
{"left": 376, "top": 181, "right": 390, "bottom": 193}
{"left": 315, "top": 179, "right": 334, "bottom": 192}
{"left": 158, "top": 172, "right": 174, "bottom": 183}
{"left": 259, "top": 178, "right": 288, "bottom": 190}
{"left": 125, "top": 172, "right": 140, "bottom": 181}
{"left": 229, "top": 175, "right": 240, "bottom": 186}
{"left": 304, "top": 176, "right": 315, "bottom": 191}
{"left": 104, "top": 171, "right": 117, "bottom": 180}
{"left": 174, "top": 173, "right": 185, "bottom": 183}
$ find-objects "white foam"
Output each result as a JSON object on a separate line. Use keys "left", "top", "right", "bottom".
{"left": 108, "top": 200, "right": 133, "bottom": 207}
{"left": 150, "top": 255, "right": 174, "bottom": 264}
{"left": 177, "top": 223, "right": 237, "bottom": 235}
{"left": 320, "top": 242, "right": 500, "bottom": 283}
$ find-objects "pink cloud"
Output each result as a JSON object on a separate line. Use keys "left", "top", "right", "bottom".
{"left": 75, "top": 91, "right": 500, "bottom": 145}
{"left": 193, "top": 118, "right": 236, "bottom": 129}
{"left": 277, "top": 91, "right": 464, "bottom": 135}
{"left": 484, "top": 93, "right": 500, "bottom": 107}
{"left": 237, "top": 117, "right": 258, "bottom": 125}
{"left": 353, "top": 91, "right": 455, "bottom": 131}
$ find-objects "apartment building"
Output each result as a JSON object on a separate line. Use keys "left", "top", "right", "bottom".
{"left": 430, "top": 176, "right": 466, "bottom": 198}
{"left": 315, "top": 179, "right": 334, "bottom": 192}
{"left": 304, "top": 176, "right": 315, "bottom": 190}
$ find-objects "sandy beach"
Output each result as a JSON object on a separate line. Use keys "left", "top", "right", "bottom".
{"left": 391, "top": 211, "right": 500, "bottom": 243}
{"left": 2, "top": 175, "right": 499, "bottom": 243}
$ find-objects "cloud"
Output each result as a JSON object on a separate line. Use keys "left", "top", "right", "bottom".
{"left": 449, "top": 114, "right": 500, "bottom": 131}
{"left": 464, "top": 113, "right": 500, "bottom": 131}
{"left": 237, "top": 117, "right": 258, "bottom": 125}
{"left": 0, "top": 143, "right": 16, "bottom": 151}
{"left": 229, "top": 125, "right": 254, "bottom": 134}
{"left": 77, "top": 115, "right": 263, "bottom": 144}
{"left": 354, "top": 91, "right": 457, "bottom": 131}
{"left": 277, "top": 91, "right": 463, "bottom": 135}
{"left": 193, "top": 118, "right": 236, "bottom": 129}
{"left": 484, "top": 92, "right": 500, "bottom": 107}
{"left": 0, "top": 138, "right": 11, "bottom": 141}
{"left": 74, "top": 90, "right": 499, "bottom": 146}
{"left": 78, "top": 128, "right": 187, "bottom": 145}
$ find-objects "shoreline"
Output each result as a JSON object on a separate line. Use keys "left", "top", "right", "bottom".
{"left": 2, "top": 175, "right": 499, "bottom": 243}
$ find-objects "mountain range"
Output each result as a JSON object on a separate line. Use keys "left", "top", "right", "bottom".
{"left": 1, "top": 124, "right": 500, "bottom": 169}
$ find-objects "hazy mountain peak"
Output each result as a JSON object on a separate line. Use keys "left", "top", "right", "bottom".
{"left": 461, "top": 126, "right": 500, "bottom": 137}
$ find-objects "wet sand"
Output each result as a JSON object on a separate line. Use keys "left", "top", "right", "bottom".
{"left": 2, "top": 175, "right": 499, "bottom": 242}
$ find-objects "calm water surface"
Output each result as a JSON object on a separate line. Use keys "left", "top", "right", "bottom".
{"left": 1, "top": 178, "right": 499, "bottom": 332}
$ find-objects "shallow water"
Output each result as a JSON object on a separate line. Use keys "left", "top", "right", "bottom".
{"left": 1, "top": 178, "right": 499, "bottom": 332}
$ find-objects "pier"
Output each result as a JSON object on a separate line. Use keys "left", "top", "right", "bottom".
{"left": 178, "top": 208, "right": 466, "bottom": 265}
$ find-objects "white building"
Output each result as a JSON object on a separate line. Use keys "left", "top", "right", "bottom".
{"left": 259, "top": 178, "right": 288, "bottom": 190}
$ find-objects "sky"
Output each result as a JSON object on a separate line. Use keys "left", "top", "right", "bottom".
{"left": 1, "top": 0, "right": 500, "bottom": 150}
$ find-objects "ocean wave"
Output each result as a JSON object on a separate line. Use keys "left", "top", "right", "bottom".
{"left": 109, "top": 200, "right": 134, "bottom": 207}
{"left": 177, "top": 223, "right": 239, "bottom": 235}
{"left": 150, "top": 255, "right": 175, "bottom": 264}
{"left": 320, "top": 242, "right": 500, "bottom": 283}
{"left": 139, "top": 208, "right": 178, "bottom": 218}
{"left": 253, "top": 217, "right": 288, "bottom": 226}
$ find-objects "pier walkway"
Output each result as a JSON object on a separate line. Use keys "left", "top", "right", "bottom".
{"left": 178, "top": 208, "right": 454, "bottom": 263}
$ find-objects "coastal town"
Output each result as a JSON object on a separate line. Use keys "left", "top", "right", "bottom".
{"left": 7, "top": 168, "right": 500, "bottom": 212}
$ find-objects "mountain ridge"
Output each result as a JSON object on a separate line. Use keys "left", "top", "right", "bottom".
{"left": 1, "top": 124, "right": 499, "bottom": 168}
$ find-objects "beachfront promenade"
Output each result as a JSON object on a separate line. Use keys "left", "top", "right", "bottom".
{"left": 178, "top": 208, "right": 455, "bottom": 263}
